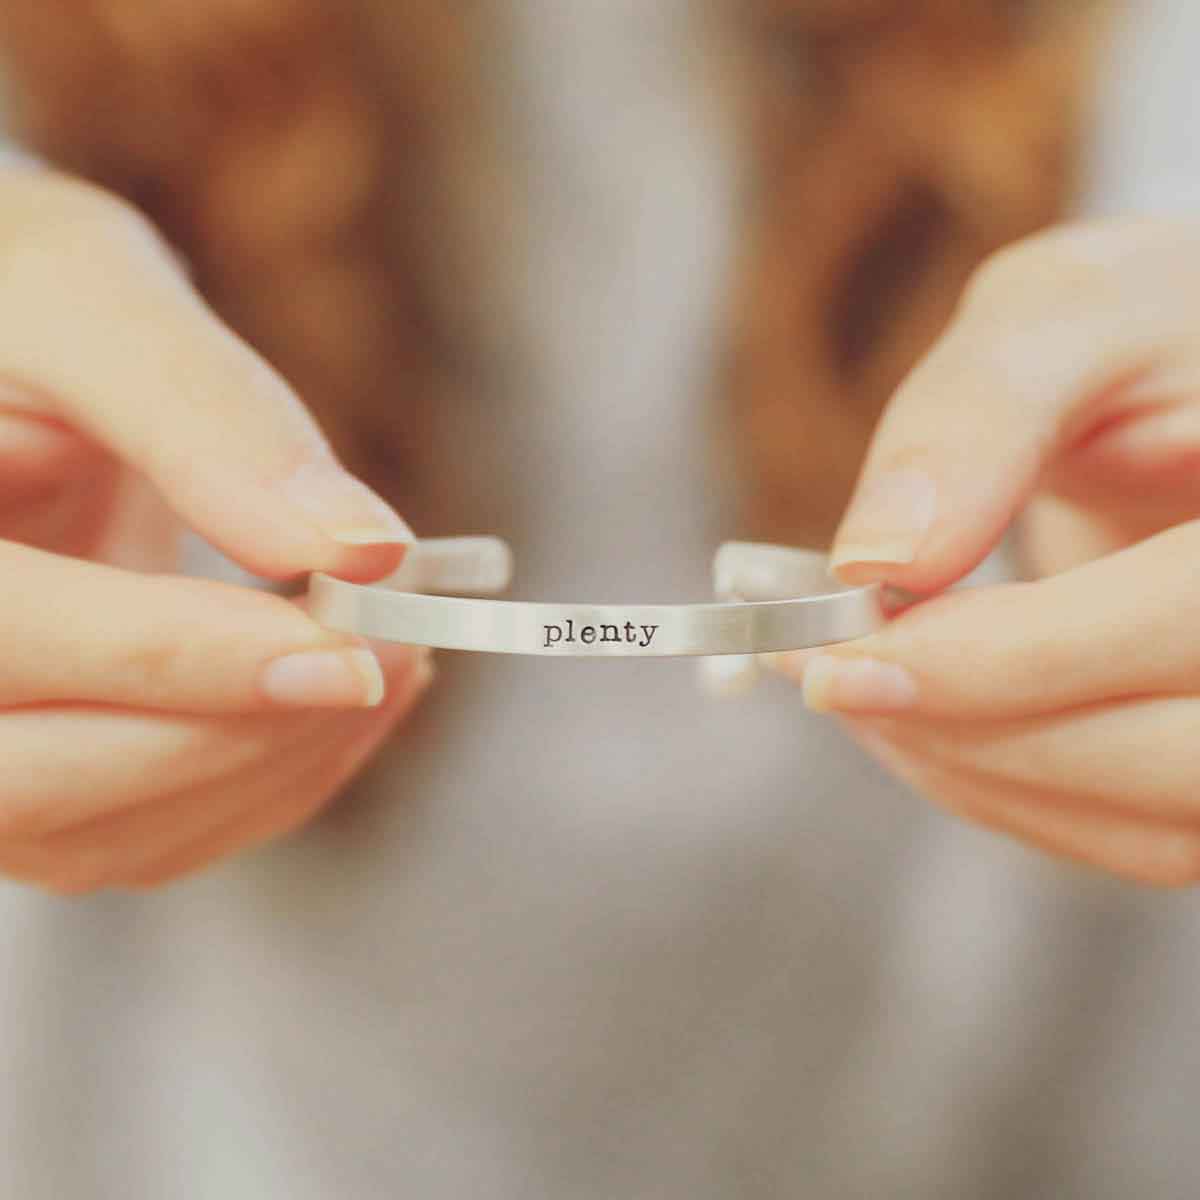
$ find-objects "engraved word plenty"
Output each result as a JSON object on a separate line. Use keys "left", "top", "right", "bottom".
{"left": 543, "top": 619, "right": 659, "bottom": 650}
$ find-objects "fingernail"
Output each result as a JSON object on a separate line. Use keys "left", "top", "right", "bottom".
{"left": 259, "top": 647, "right": 385, "bottom": 709}
{"left": 333, "top": 527, "right": 415, "bottom": 547}
{"left": 829, "top": 469, "right": 936, "bottom": 581}
{"left": 801, "top": 655, "right": 918, "bottom": 714}
{"left": 280, "top": 461, "right": 414, "bottom": 548}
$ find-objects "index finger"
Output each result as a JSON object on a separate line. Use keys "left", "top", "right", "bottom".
{"left": 0, "top": 167, "right": 413, "bottom": 580}
{"left": 830, "top": 219, "right": 1200, "bottom": 593}
{"left": 0, "top": 539, "right": 421, "bottom": 714}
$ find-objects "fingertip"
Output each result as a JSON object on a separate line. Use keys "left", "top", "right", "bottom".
{"left": 828, "top": 531, "right": 1002, "bottom": 595}
{"left": 175, "top": 456, "right": 415, "bottom": 584}
{"left": 318, "top": 539, "right": 411, "bottom": 584}
{"left": 277, "top": 459, "right": 414, "bottom": 549}
{"left": 829, "top": 469, "right": 936, "bottom": 581}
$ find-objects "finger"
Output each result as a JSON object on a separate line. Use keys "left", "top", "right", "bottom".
{"left": 0, "top": 705, "right": 333, "bottom": 892}
{"left": 0, "top": 170, "right": 412, "bottom": 579}
{"left": 849, "top": 722, "right": 1200, "bottom": 888}
{"left": 123, "top": 654, "right": 432, "bottom": 888}
{"left": 857, "top": 696, "right": 1200, "bottom": 827}
{"left": 0, "top": 651, "right": 414, "bottom": 838}
{"left": 20, "top": 698, "right": 396, "bottom": 892}
{"left": 0, "top": 703, "right": 325, "bottom": 837}
{"left": 829, "top": 219, "right": 1200, "bottom": 592}
{"left": 0, "top": 539, "right": 432, "bottom": 713}
{"left": 0, "top": 647, "right": 430, "bottom": 891}
{"left": 775, "top": 519, "right": 1200, "bottom": 720}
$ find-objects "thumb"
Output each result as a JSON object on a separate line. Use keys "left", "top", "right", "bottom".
{"left": 780, "top": 519, "right": 1200, "bottom": 720}
{"left": 829, "top": 220, "right": 1200, "bottom": 592}
{"left": 0, "top": 172, "right": 412, "bottom": 581}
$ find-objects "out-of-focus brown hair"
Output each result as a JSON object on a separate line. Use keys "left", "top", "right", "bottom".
{"left": 0, "top": 0, "right": 483, "bottom": 532}
{"left": 729, "top": 0, "right": 1110, "bottom": 544}
{"left": 0, "top": 0, "right": 1109, "bottom": 546}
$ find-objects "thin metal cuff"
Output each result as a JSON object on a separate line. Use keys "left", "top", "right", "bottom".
{"left": 307, "top": 539, "right": 883, "bottom": 658}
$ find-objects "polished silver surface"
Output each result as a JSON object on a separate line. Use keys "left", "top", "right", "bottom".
{"left": 308, "top": 540, "right": 883, "bottom": 657}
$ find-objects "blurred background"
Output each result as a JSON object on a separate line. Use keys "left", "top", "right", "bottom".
{"left": 3, "top": 2, "right": 1200, "bottom": 1198}
{"left": 0, "top": 0, "right": 1103, "bottom": 550}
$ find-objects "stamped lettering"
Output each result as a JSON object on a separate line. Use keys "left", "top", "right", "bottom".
{"left": 543, "top": 619, "right": 659, "bottom": 650}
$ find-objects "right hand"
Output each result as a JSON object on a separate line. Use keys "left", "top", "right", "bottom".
{"left": 0, "top": 161, "right": 431, "bottom": 894}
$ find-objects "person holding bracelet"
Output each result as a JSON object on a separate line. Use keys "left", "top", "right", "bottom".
{"left": 0, "top": 2, "right": 1194, "bottom": 1198}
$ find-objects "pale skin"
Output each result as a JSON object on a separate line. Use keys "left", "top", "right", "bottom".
{"left": 3, "top": 159, "right": 1199, "bottom": 892}
{"left": 781, "top": 219, "right": 1200, "bottom": 888}
{"left": 0, "top": 162, "right": 433, "bottom": 893}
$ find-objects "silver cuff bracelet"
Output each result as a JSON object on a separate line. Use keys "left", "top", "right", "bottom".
{"left": 307, "top": 539, "right": 883, "bottom": 658}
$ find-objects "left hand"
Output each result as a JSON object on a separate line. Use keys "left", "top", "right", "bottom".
{"left": 778, "top": 218, "right": 1200, "bottom": 887}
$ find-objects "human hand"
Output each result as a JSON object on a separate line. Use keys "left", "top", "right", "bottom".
{"left": 779, "top": 219, "right": 1200, "bottom": 886}
{"left": 0, "top": 162, "right": 430, "bottom": 892}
